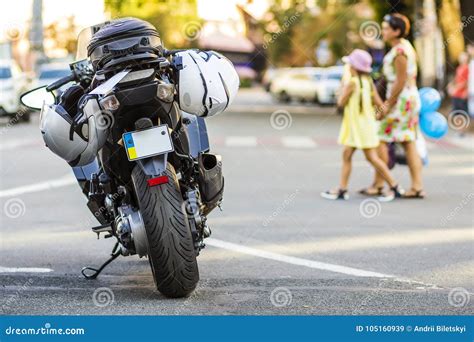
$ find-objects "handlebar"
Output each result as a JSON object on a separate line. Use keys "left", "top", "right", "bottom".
{"left": 163, "top": 49, "right": 187, "bottom": 57}
{"left": 46, "top": 73, "right": 76, "bottom": 92}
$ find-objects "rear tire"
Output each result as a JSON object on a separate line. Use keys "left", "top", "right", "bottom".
{"left": 131, "top": 163, "right": 199, "bottom": 298}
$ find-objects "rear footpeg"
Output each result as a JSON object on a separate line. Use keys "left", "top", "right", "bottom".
{"left": 91, "top": 223, "right": 113, "bottom": 239}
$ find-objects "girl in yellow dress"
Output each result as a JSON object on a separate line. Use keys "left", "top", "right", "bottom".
{"left": 321, "top": 49, "right": 403, "bottom": 201}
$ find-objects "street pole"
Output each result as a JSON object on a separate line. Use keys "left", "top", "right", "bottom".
{"left": 29, "top": 0, "right": 46, "bottom": 72}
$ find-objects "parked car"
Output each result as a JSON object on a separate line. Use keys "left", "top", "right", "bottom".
{"left": 270, "top": 66, "right": 343, "bottom": 105}
{"left": 37, "top": 63, "right": 72, "bottom": 89}
{"left": 262, "top": 67, "right": 298, "bottom": 92}
{"left": 270, "top": 67, "right": 323, "bottom": 103}
{"left": 314, "top": 66, "right": 344, "bottom": 105}
{"left": 0, "top": 59, "right": 30, "bottom": 121}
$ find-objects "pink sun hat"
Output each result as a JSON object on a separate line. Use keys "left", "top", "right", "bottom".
{"left": 342, "top": 49, "right": 373, "bottom": 73}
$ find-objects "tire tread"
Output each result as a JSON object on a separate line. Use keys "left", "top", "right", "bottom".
{"left": 131, "top": 163, "right": 199, "bottom": 298}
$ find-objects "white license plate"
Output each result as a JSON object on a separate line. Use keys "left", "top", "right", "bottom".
{"left": 122, "top": 124, "right": 174, "bottom": 161}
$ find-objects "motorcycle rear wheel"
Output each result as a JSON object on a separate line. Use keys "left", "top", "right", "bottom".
{"left": 131, "top": 163, "right": 199, "bottom": 298}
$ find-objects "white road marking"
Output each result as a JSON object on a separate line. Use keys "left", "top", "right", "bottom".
{"left": 281, "top": 136, "right": 317, "bottom": 149}
{"left": 227, "top": 105, "right": 319, "bottom": 115}
{"left": 426, "top": 166, "right": 473, "bottom": 176}
{"left": 217, "top": 135, "right": 474, "bottom": 151}
{"left": 0, "top": 175, "right": 76, "bottom": 198}
{"left": 225, "top": 136, "right": 258, "bottom": 147}
{"left": 206, "top": 238, "right": 394, "bottom": 278}
{"left": 0, "top": 266, "right": 53, "bottom": 273}
{"left": 253, "top": 227, "right": 474, "bottom": 255}
{"left": 428, "top": 154, "right": 473, "bottom": 163}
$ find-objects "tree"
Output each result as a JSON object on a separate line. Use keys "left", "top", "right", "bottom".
{"left": 260, "top": 0, "right": 307, "bottom": 66}
{"left": 104, "top": 0, "right": 200, "bottom": 49}
{"left": 44, "top": 16, "right": 77, "bottom": 55}
{"left": 261, "top": 0, "right": 369, "bottom": 66}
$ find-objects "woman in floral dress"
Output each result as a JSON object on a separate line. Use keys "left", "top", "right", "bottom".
{"left": 361, "top": 13, "right": 425, "bottom": 198}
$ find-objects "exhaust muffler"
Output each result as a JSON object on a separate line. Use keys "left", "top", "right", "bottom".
{"left": 198, "top": 153, "right": 224, "bottom": 214}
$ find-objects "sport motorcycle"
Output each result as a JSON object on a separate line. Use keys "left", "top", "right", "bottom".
{"left": 21, "top": 17, "right": 239, "bottom": 298}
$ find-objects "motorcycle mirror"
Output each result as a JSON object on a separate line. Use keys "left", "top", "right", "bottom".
{"left": 20, "top": 86, "right": 56, "bottom": 110}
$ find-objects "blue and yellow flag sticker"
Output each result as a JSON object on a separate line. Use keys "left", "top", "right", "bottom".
{"left": 123, "top": 132, "right": 137, "bottom": 160}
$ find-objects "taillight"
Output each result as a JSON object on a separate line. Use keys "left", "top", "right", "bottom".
{"left": 147, "top": 175, "right": 169, "bottom": 187}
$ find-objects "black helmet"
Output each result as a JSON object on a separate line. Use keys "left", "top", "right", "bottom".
{"left": 87, "top": 17, "right": 163, "bottom": 70}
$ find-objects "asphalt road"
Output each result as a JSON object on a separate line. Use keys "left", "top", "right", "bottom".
{"left": 0, "top": 89, "right": 473, "bottom": 315}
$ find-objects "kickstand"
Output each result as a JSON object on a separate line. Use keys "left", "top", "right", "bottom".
{"left": 81, "top": 242, "right": 121, "bottom": 280}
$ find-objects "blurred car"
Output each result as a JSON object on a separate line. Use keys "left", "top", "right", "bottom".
{"left": 314, "top": 66, "right": 344, "bottom": 105}
{"left": 262, "top": 67, "right": 298, "bottom": 92}
{"left": 270, "top": 66, "right": 343, "bottom": 105}
{"left": 36, "top": 63, "right": 72, "bottom": 88}
{"left": 0, "top": 59, "right": 30, "bottom": 121}
{"left": 270, "top": 67, "right": 323, "bottom": 103}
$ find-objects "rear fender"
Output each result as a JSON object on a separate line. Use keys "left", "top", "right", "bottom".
{"left": 136, "top": 154, "right": 168, "bottom": 177}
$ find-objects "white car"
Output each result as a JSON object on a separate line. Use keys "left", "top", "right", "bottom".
{"left": 0, "top": 59, "right": 30, "bottom": 121}
{"left": 270, "top": 67, "right": 322, "bottom": 103}
{"left": 270, "top": 66, "right": 343, "bottom": 105}
{"left": 37, "top": 63, "right": 72, "bottom": 89}
{"left": 314, "top": 66, "right": 344, "bottom": 105}
{"left": 262, "top": 67, "right": 295, "bottom": 92}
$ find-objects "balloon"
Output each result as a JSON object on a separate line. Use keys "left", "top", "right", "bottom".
{"left": 419, "top": 87, "right": 441, "bottom": 115}
{"left": 420, "top": 111, "right": 448, "bottom": 139}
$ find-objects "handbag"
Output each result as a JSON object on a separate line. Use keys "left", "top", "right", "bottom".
{"left": 387, "top": 130, "right": 429, "bottom": 169}
{"left": 387, "top": 142, "right": 405, "bottom": 169}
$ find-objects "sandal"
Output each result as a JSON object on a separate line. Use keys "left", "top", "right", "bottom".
{"left": 378, "top": 184, "right": 405, "bottom": 202}
{"left": 402, "top": 188, "right": 425, "bottom": 199}
{"left": 321, "top": 189, "right": 349, "bottom": 200}
{"left": 359, "top": 185, "right": 384, "bottom": 196}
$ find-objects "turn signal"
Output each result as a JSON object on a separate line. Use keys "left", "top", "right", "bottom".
{"left": 99, "top": 95, "right": 120, "bottom": 111}
{"left": 157, "top": 83, "right": 175, "bottom": 102}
